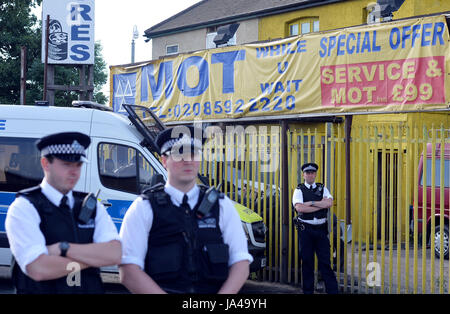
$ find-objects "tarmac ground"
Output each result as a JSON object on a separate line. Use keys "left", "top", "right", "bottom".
{"left": 0, "top": 266, "right": 302, "bottom": 294}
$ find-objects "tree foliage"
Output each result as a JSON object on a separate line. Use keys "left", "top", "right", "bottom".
{"left": 0, "top": 0, "right": 41, "bottom": 104}
{"left": 0, "top": 0, "right": 108, "bottom": 105}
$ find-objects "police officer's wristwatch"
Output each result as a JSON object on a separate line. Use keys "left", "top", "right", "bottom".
{"left": 59, "top": 241, "right": 70, "bottom": 257}
{"left": 311, "top": 201, "right": 315, "bottom": 206}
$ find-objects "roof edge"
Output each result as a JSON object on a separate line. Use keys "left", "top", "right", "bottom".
{"left": 144, "top": 0, "right": 208, "bottom": 37}
{"left": 144, "top": 0, "right": 344, "bottom": 39}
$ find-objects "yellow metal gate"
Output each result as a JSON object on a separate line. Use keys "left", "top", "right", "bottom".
{"left": 200, "top": 122, "right": 450, "bottom": 294}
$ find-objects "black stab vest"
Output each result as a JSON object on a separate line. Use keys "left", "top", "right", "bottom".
{"left": 12, "top": 186, "right": 104, "bottom": 294}
{"left": 298, "top": 183, "right": 329, "bottom": 220}
{"left": 142, "top": 184, "right": 229, "bottom": 294}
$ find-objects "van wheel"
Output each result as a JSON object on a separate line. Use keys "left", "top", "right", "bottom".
{"left": 434, "top": 225, "right": 449, "bottom": 259}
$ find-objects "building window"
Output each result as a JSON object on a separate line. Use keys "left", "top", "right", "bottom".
{"left": 313, "top": 20, "right": 320, "bottom": 32}
{"left": 166, "top": 44, "right": 179, "bottom": 55}
{"left": 301, "top": 22, "right": 310, "bottom": 34}
{"left": 287, "top": 17, "right": 319, "bottom": 37}
{"left": 289, "top": 24, "right": 299, "bottom": 36}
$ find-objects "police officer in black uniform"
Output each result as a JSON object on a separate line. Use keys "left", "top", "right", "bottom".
{"left": 5, "top": 132, "right": 121, "bottom": 294}
{"left": 292, "top": 162, "right": 338, "bottom": 294}
{"left": 119, "top": 126, "right": 252, "bottom": 294}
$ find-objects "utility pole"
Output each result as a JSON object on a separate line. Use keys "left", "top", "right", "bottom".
{"left": 43, "top": 14, "right": 50, "bottom": 101}
{"left": 131, "top": 25, "right": 138, "bottom": 63}
{"left": 20, "top": 47, "right": 27, "bottom": 105}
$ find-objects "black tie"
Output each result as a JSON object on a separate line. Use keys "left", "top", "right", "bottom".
{"left": 181, "top": 193, "right": 196, "bottom": 276}
{"left": 182, "top": 194, "right": 189, "bottom": 209}
{"left": 60, "top": 195, "right": 70, "bottom": 211}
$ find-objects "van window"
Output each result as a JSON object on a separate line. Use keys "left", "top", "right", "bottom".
{"left": 420, "top": 159, "right": 450, "bottom": 188}
{"left": 0, "top": 137, "right": 43, "bottom": 192}
{"left": 98, "top": 143, "right": 158, "bottom": 194}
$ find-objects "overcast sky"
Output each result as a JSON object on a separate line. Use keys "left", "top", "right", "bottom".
{"left": 94, "top": 0, "right": 201, "bottom": 65}
{"left": 34, "top": 0, "right": 202, "bottom": 98}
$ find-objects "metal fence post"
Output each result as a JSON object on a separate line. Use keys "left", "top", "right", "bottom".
{"left": 281, "top": 120, "right": 289, "bottom": 283}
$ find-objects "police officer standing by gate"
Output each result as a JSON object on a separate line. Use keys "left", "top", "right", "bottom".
{"left": 5, "top": 132, "right": 121, "bottom": 294}
{"left": 119, "top": 126, "right": 253, "bottom": 294}
{"left": 292, "top": 162, "right": 338, "bottom": 294}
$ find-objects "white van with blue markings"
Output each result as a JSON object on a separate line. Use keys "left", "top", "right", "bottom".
{"left": 0, "top": 102, "right": 266, "bottom": 271}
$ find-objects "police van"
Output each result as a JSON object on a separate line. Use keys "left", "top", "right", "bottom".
{"left": 0, "top": 102, "right": 266, "bottom": 272}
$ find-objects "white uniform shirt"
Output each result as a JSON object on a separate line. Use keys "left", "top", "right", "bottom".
{"left": 292, "top": 182, "right": 333, "bottom": 225}
{"left": 120, "top": 183, "right": 253, "bottom": 269}
{"left": 5, "top": 179, "right": 120, "bottom": 274}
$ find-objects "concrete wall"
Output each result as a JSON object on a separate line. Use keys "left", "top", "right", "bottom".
{"left": 151, "top": 28, "right": 206, "bottom": 59}
{"left": 151, "top": 19, "right": 259, "bottom": 59}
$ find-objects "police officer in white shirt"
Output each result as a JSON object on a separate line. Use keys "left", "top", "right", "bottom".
{"left": 292, "top": 162, "right": 338, "bottom": 294}
{"left": 5, "top": 132, "right": 121, "bottom": 294}
{"left": 119, "top": 126, "right": 253, "bottom": 294}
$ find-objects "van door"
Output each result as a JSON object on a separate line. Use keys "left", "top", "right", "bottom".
{"left": 88, "top": 137, "right": 166, "bottom": 231}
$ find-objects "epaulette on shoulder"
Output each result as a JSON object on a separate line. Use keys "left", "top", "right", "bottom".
{"left": 141, "top": 182, "right": 167, "bottom": 205}
{"left": 297, "top": 183, "right": 305, "bottom": 189}
{"left": 16, "top": 185, "right": 41, "bottom": 198}
{"left": 15, "top": 186, "right": 51, "bottom": 214}
{"left": 142, "top": 182, "right": 165, "bottom": 194}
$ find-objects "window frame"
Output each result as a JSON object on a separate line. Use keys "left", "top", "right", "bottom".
{"left": 289, "top": 23, "right": 299, "bottom": 36}
{"left": 420, "top": 158, "right": 450, "bottom": 188}
{"left": 166, "top": 44, "right": 179, "bottom": 55}
{"left": 97, "top": 142, "right": 159, "bottom": 195}
{"left": 0, "top": 136, "right": 44, "bottom": 192}
{"left": 287, "top": 17, "right": 319, "bottom": 37}
{"left": 301, "top": 22, "right": 311, "bottom": 34}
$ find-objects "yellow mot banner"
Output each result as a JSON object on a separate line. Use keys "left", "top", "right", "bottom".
{"left": 110, "top": 15, "right": 449, "bottom": 123}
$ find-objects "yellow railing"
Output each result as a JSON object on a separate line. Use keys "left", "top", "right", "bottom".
{"left": 200, "top": 123, "right": 450, "bottom": 294}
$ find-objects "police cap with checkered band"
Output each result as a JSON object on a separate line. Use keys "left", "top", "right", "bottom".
{"left": 301, "top": 162, "right": 319, "bottom": 172}
{"left": 156, "top": 126, "right": 205, "bottom": 156}
{"left": 36, "top": 132, "right": 91, "bottom": 163}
